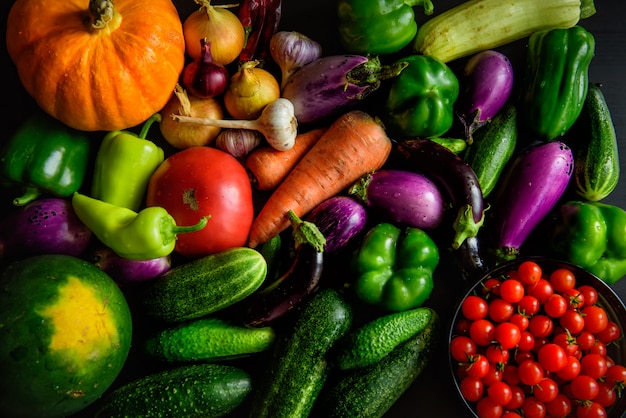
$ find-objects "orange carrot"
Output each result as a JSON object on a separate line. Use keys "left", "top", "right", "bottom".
{"left": 248, "top": 110, "right": 392, "bottom": 248}
{"left": 245, "top": 127, "right": 327, "bottom": 191}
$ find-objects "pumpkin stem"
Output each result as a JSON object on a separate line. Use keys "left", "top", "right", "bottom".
{"left": 87, "top": 0, "right": 118, "bottom": 30}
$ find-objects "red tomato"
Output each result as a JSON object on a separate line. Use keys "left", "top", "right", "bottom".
{"left": 146, "top": 147, "right": 254, "bottom": 258}
{"left": 517, "top": 261, "right": 542, "bottom": 285}
{"left": 581, "top": 305, "right": 608, "bottom": 334}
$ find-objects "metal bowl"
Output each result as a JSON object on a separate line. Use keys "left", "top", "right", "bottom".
{"left": 448, "top": 257, "right": 626, "bottom": 417}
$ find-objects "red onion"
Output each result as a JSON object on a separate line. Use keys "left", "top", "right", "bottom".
{"left": 182, "top": 38, "right": 229, "bottom": 99}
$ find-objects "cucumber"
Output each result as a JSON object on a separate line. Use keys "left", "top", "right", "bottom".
{"left": 334, "top": 307, "right": 436, "bottom": 370}
{"left": 94, "top": 363, "right": 251, "bottom": 418}
{"left": 314, "top": 309, "right": 439, "bottom": 418}
{"left": 573, "top": 82, "right": 620, "bottom": 201}
{"left": 463, "top": 104, "right": 518, "bottom": 198}
{"left": 144, "top": 317, "right": 276, "bottom": 362}
{"left": 250, "top": 288, "right": 353, "bottom": 418}
{"left": 141, "top": 247, "right": 267, "bottom": 323}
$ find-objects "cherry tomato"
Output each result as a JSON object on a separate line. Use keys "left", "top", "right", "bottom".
{"left": 476, "top": 396, "right": 503, "bottom": 418}
{"left": 488, "top": 297, "right": 514, "bottom": 323}
{"left": 462, "top": 295, "right": 489, "bottom": 320}
{"left": 549, "top": 268, "right": 577, "bottom": 293}
{"left": 556, "top": 355, "right": 582, "bottom": 381}
{"left": 487, "top": 381, "right": 513, "bottom": 405}
{"left": 494, "top": 322, "right": 521, "bottom": 350}
{"left": 578, "top": 285, "right": 599, "bottom": 306}
{"left": 482, "top": 277, "right": 501, "bottom": 297}
{"left": 575, "top": 401, "right": 607, "bottom": 418}
{"left": 546, "top": 393, "right": 572, "bottom": 417}
{"left": 518, "top": 295, "right": 541, "bottom": 316}
{"left": 482, "top": 362, "right": 504, "bottom": 387}
{"left": 580, "top": 353, "right": 608, "bottom": 379}
{"left": 593, "top": 381, "right": 617, "bottom": 408}
{"left": 521, "top": 395, "right": 547, "bottom": 418}
{"left": 562, "top": 288, "right": 585, "bottom": 310}
{"left": 499, "top": 278, "right": 525, "bottom": 303}
{"left": 450, "top": 335, "right": 478, "bottom": 362}
{"left": 559, "top": 310, "right": 585, "bottom": 335}
{"left": 534, "top": 377, "right": 559, "bottom": 403}
{"left": 485, "top": 344, "right": 509, "bottom": 365}
{"left": 504, "top": 384, "right": 525, "bottom": 410}
{"left": 576, "top": 331, "right": 596, "bottom": 351}
{"left": 470, "top": 319, "right": 496, "bottom": 347}
{"left": 501, "top": 411, "right": 522, "bottom": 418}
{"left": 518, "top": 261, "right": 542, "bottom": 285}
{"left": 570, "top": 375, "right": 600, "bottom": 401}
{"left": 528, "top": 314, "right": 554, "bottom": 338}
{"left": 552, "top": 331, "right": 579, "bottom": 356}
{"left": 459, "top": 376, "right": 484, "bottom": 402}
{"left": 538, "top": 343, "right": 567, "bottom": 372}
{"left": 544, "top": 294, "right": 568, "bottom": 318}
{"left": 526, "top": 278, "right": 554, "bottom": 304}
{"left": 581, "top": 305, "right": 608, "bottom": 334}
{"left": 594, "top": 320, "right": 621, "bottom": 344}
{"left": 464, "top": 354, "right": 490, "bottom": 379}
{"left": 146, "top": 147, "right": 254, "bottom": 257}
{"left": 589, "top": 340, "right": 607, "bottom": 357}
{"left": 605, "top": 364, "right": 626, "bottom": 387}
{"left": 518, "top": 359, "right": 544, "bottom": 386}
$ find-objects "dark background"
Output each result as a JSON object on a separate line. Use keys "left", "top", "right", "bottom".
{"left": 2, "top": 0, "right": 626, "bottom": 416}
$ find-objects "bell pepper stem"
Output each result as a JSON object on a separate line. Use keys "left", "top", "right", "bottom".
{"left": 164, "top": 215, "right": 209, "bottom": 236}
{"left": 138, "top": 114, "right": 162, "bottom": 139}
{"left": 13, "top": 186, "right": 41, "bottom": 206}
{"left": 287, "top": 210, "right": 326, "bottom": 252}
{"left": 406, "top": 0, "right": 434, "bottom": 16}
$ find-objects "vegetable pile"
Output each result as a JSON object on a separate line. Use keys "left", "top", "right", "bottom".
{"left": 1, "top": 0, "right": 625, "bottom": 417}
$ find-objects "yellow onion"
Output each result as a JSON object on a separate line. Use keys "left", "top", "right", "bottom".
{"left": 224, "top": 60, "right": 280, "bottom": 120}
{"left": 183, "top": 0, "right": 245, "bottom": 65}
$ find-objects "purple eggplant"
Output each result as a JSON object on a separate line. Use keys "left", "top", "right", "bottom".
{"left": 489, "top": 141, "right": 574, "bottom": 262}
{"left": 458, "top": 50, "right": 514, "bottom": 142}
{"left": 305, "top": 196, "right": 367, "bottom": 254}
{"left": 0, "top": 197, "right": 92, "bottom": 259}
{"left": 281, "top": 54, "right": 406, "bottom": 125}
{"left": 349, "top": 170, "right": 445, "bottom": 230}
{"left": 87, "top": 245, "right": 172, "bottom": 285}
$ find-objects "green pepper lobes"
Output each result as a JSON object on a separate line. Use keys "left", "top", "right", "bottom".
{"left": 383, "top": 54, "right": 459, "bottom": 138}
{"left": 337, "top": 0, "right": 434, "bottom": 55}
{"left": 0, "top": 112, "right": 91, "bottom": 206}
{"left": 523, "top": 26, "right": 595, "bottom": 141}
{"left": 351, "top": 223, "right": 439, "bottom": 312}
{"left": 552, "top": 201, "right": 626, "bottom": 285}
{"left": 91, "top": 114, "right": 164, "bottom": 212}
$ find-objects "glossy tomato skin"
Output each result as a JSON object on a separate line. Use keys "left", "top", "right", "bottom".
{"left": 146, "top": 147, "right": 254, "bottom": 258}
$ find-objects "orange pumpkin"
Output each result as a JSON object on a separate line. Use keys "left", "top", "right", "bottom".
{"left": 6, "top": 0, "right": 186, "bottom": 132}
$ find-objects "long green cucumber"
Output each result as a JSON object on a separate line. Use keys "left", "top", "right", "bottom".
{"left": 314, "top": 309, "right": 440, "bottom": 418}
{"left": 250, "top": 288, "right": 353, "bottom": 418}
{"left": 94, "top": 363, "right": 251, "bottom": 418}
{"left": 573, "top": 82, "right": 620, "bottom": 201}
{"left": 463, "top": 103, "right": 518, "bottom": 198}
{"left": 144, "top": 317, "right": 276, "bottom": 362}
{"left": 141, "top": 247, "right": 267, "bottom": 323}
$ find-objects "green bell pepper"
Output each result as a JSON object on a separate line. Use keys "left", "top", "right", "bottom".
{"left": 552, "top": 200, "right": 626, "bottom": 285}
{"left": 337, "top": 0, "right": 434, "bottom": 56}
{"left": 383, "top": 54, "right": 459, "bottom": 138}
{"left": 523, "top": 25, "right": 596, "bottom": 141}
{"left": 91, "top": 114, "right": 165, "bottom": 212}
{"left": 71, "top": 192, "right": 208, "bottom": 261}
{"left": 351, "top": 223, "right": 439, "bottom": 312}
{"left": 0, "top": 112, "right": 91, "bottom": 206}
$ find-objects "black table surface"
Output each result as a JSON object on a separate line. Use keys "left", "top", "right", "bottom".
{"left": 2, "top": 1, "right": 626, "bottom": 417}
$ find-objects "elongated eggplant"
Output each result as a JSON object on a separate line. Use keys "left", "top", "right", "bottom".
{"left": 489, "top": 141, "right": 574, "bottom": 262}
{"left": 281, "top": 54, "right": 406, "bottom": 125}
{"left": 0, "top": 198, "right": 92, "bottom": 259}
{"left": 245, "top": 211, "right": 325, "bottom": 327}
{"left": 349, "top": 170, "right": 445, "bottom": 230}
{"left": 87, "top": 245, "right": 172, "bottom": 285}
{"left": 305, "top": 196, "right": 367, "bottom": 254}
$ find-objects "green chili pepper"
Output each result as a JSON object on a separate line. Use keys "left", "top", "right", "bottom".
{"left": 91, "top": 114, "right": 165, "bottom": 212}
{"left": 351, "top": 223, "right": 439, "bottom": 312}
{"left": 337, "top": 0, "right": 434, "bottom": 55}
{"left": 523, "top": 25, "right": 596, "bottom": 141}
{"left": 383, "top": 54, "right": 459, "bottom": 138}
{"left": 552, "top": 201, "right": 626, "bottom": 285}
{"left": 71, "top": 192, "right": 208, "bottom": 261}
{"left": 0, "top": 112, "right": 91, "bottom": 206}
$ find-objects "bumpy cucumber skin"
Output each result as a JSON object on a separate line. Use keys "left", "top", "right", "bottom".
{"left": 94, "top": 363, "right": 251, "bottom": 418}
{"left": 464, "top": 104, "right": 518, "bottom": 198}
{"left": 334, "top": 307, "right": 435, "bottom": 370}
{"left": 573, "top": 83, "right": 620, "bottom": 201}
{"left": 141, "top": 247, "right": 267, "bottom": 323}
{"left": 314, "top": 310, "right": 440, "bottom": 418}
{"left": 144, "top": 317, "right": 276, "bottom": 362}
{"left": 250, "top": 288, "right": 353, "bottom": 418}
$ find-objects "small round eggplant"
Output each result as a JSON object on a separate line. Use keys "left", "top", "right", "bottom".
{"left": 0, "top": 198, "right": 92, "bottom": 259}
{"left": 350, "top": 170, "right": 445, "bottom": 230}
{"left": 88, "top": 245, "right": 172, "bottom": 285}
{"left": 458, "top": 50, "right": 514, "bottom": 142}
{"left": 305, "top": 196, "right": 368, "bottom": 254}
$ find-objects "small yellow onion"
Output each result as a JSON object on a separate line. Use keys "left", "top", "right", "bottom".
{"left": 183, "top": 0, "right": 245, "bottom": 65}
{"left": 224, "top": 60, "right": 281, "bottom": 120}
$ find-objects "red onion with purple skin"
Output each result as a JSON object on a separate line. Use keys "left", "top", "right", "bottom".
{"left": 349, "top": 170, "right": 445, "bottom": 230}
{"left": 182, "top": 38, "right": 229, "bottom": 99}
{"left": 489, "top": 141, "right": 574, "bottom": 262}
{"left": 458, "top": 50, "right": 514, "bottom": 143}
{"left": 0, "top": 198, "right": 92, "bottom": 259}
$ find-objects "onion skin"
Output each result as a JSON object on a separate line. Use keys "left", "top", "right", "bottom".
{"left": 350, "top": 170, "right": 445, "bottom": 230}
{"left": 458, "top": 50, "right": 514, "bottom": 142}
{"left": 0, "top": 198, "right": 92, "bottom": 259}
{"left": 281, "top": 54, "right": 406, "bottom": 125}
{"left": 87, "top": 245, "right": 171, "bottom": 284}
{"left": 305, "top": 196, "right": 368, "bottom": 254}
{"left": 489, "top": 141, "right": 574, "bottom": 261}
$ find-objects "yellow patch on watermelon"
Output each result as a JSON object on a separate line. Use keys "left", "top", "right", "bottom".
{"left": 37, "top": 276, "right": 120, "bottom": 374}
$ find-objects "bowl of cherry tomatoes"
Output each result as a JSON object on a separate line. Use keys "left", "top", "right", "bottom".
{"left": 448, "top": 257, "right": 626, "bottom": 418}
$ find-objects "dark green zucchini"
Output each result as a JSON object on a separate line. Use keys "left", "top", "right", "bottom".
{"left": 573, "top": 82, "right": 620, "bottom": 201}
{"left": 463, "top": 103, "right": 518, "bottom": 198}
{"left": 314, "top": 309, "right": 439, "bottom": 418}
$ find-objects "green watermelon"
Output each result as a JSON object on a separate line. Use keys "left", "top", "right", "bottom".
{"left": 0, "top": 254, "right": 133, "bottom": 418}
